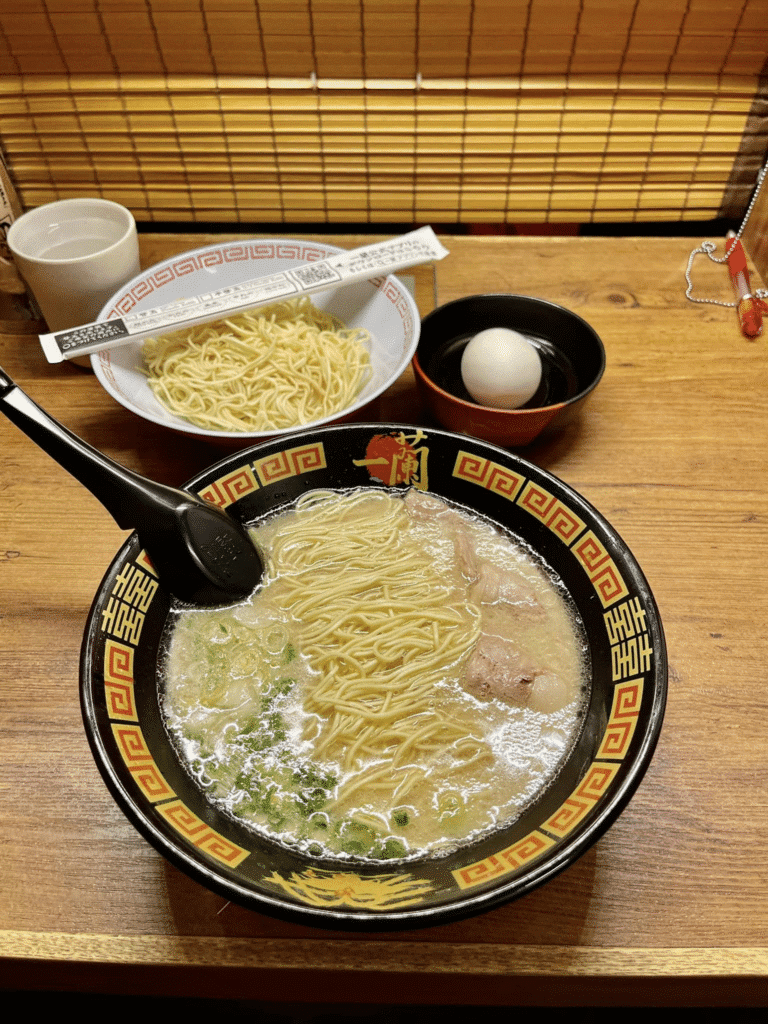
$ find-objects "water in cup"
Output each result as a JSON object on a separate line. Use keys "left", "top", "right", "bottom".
{"left": 39, "top": 237, "right": 117, "bottom": 260}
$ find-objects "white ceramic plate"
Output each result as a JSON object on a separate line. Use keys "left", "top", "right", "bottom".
{"left": 92, "top": 238, "right": 420, "bottom": 441}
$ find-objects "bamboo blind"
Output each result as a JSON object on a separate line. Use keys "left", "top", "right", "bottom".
{"left": 0, "top": 1, "right": 766, "bottom": 225}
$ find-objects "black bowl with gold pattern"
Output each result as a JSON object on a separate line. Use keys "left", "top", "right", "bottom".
{"left": 80, "top": 423, "right": 667, "bottom": 929}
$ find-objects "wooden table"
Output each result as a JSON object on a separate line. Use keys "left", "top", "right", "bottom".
{"left": 1, "top": 233, "right": 767, "bottom": 1007}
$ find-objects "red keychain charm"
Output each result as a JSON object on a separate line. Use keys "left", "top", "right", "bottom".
{"left": 726, "top": 231, "right": 765, "bottom": 338}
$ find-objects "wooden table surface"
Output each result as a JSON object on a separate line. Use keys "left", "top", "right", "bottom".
{"left": 1, "top": 233, "right": 767, "bottom": 1007}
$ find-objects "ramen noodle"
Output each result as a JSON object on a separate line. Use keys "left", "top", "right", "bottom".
{"left": 162, "top": 489, "right": 588, "bottom": 860}
{"left": 142, "top": 296, "right": 372, "bottom": 432}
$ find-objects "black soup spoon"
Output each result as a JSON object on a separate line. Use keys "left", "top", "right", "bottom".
{"left": 0, "top": 367, "right": 263, "bottom": 606}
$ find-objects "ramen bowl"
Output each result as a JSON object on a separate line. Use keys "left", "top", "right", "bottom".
{"left": 91, "top": 238, "right": 419, "bottom": 443}
{"left": 81, "top": 423, "right": 666, "bottom": 930}
{"left": 413, "top": 294, "right": 606, "bottom": 447}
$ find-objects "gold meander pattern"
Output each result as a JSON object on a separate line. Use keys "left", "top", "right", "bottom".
{"left": 453, "top": 761, "right": 625, "bottom": 889}
{"left": 110, "top": 723, "right": 175, "bottom": 803}
{"left": 453, "top": 760, "right": 623, "bottom": 890}
{"left": 451, "top": 761, "right": 622, "bottom": 890}
{"left": 454, "top": 452, "right": 630, "bottom": 610}
{"left": 448, "top": 446, "right": 655, "bottom": 891}
{"left": 99, "top": 555, "right": 251, "bottom": 869}
{"left": 571, "top": 530, "right": 629, "bottom": 608}
{"left": 157, "top": 800, "right": 250, "bottom": 868}
{"left": 103, "top": 639, "right": 137, "bottom": 722}
{"left": 517, "top": 480, "right": 588, "bottom": 543}
{"left": 597, "top": 678, "right": 644, "bottom": 760}
{"left": 263, "top": 867, "right": 434, "bottom": 909}
{"left": 453, "top": 450, "right": 526, "bottom": 502}
{"left": 199, "top": 464, "right": 259, "bottom": 509}
{"left": 543, "top": 761, "right": 621, "bottom": 838}
{"left": 197, "top": 443, "right": 328, "bottom": 509}
{"left": 453, "top": 830, "right": 556, "bottom": 890}
{"left": 254, "top": 441, "right": 327, "bottom": 486}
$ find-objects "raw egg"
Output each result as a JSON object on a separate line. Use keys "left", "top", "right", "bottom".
{"left": 460, "top": 327, "right": 543, "bottom": 409}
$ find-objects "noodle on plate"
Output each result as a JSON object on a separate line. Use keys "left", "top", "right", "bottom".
{"left": 142, "top": 296, "right": 372, "bottom": 432}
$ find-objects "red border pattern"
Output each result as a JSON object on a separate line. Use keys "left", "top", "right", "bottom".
{"left": 157, "top": 800, "right": 250, "bottom": 867}
{"left": 446, "top": 443, "right": 654, "bottom": 890}
{"left": 452, "top": 830, "right": 556, "bottom": 890}
{"left": 99, "top": 551, "right": 251, "bottom": 869}
{"left": 571, "top": 530, "right": 629, "bottom": 608}
{"left": 380, "top": 276, "right": 415, "bottom": 340}
{"left": 130, "top": 763, "right": 176, "bottom": 803}
{"left": 199, "top": 465, "right": 260, "bottom": 508}
{"left": 104, "top": 242, "right": 333, "bottom": 318}
{"left": 597, "top": 678, "right": 644, "bottom": 760}
{"left": 452, "top": 450, "right": 526, "bottom": 502}
{"left": 254, "top": 442, "right": 327, "bottom": 486}
{"left": 542, "top": 761, "right": 620, "bottom": 838}
{"left": 111, "top": 722, "right": 153, "bottom": 766}
{"left": 110, "top": 723, "right": 175, "bottom": 802}
{"left": 517, "top": 480, "right": 587, "bottom": 544}
{"left": 103, "top": 638, "right": 137, "bottom": 721}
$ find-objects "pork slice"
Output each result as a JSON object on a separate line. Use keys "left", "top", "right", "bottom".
{"left": 405, "top": 489, "right": 473, "bottom": 535}
{"left": 469, "top": 562, "right": 543, "bottom": 614}
{"left": 404, "top": 489, "right": 451, "bottom": 520}
{"left": 462, "top": 631, "right": 538, "bottom": 706}
{"left": 452, "top": 525, "right": 478, "bottom": 580}
{"left": 453, "top": 525, "right": 543, "bottom": 616}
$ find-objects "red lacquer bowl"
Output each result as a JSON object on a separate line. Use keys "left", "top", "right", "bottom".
{"left": 413, "top": 294, "right": 605, "bottom": 447}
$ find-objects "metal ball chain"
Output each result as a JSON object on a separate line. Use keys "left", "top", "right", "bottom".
{"left": 685, "top": 164, "right": 768, "bottom": 307}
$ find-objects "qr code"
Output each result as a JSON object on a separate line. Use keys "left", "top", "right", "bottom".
{"left": 289, "top": 262, "right": 341, "bottom": 288}
{"left": 58, "top": 319, "right": 129, "bottom": 350}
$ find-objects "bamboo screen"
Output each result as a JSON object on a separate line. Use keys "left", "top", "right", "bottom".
{"left": 0, "top": 1, "right": 766, "bottom": 225}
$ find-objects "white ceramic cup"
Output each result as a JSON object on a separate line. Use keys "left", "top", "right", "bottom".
{"left": 7, "top": 198, "right": 140, "bottom": 332}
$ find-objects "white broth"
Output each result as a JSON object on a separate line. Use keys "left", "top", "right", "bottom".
{"left": 161, "top": 488, "right": 588, "bottom": 861}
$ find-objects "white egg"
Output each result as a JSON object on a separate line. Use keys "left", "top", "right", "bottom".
{"left": 460, "top": 327, "right": 543, "bottom": 409}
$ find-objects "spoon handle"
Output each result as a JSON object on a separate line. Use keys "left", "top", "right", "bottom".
{"left": 0, "top": 365, "right": 191, "bottom": 530}
{"left": 1, "top": 365, "right": 263, "bottom": 605}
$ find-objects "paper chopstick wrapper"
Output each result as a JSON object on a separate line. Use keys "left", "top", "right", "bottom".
{"left": 39, "top": 227, "right": 448, "bottom": 364}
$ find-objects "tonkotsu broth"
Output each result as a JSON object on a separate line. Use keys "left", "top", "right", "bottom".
{"left": 161, "top": 488, "right": 588, "bottom": 861}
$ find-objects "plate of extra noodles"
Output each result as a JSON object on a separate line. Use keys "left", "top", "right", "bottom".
{"left": 92, "top": 237, "right": 420, "bottom": 443}
{"left": 80, "top": 424, "right": 667, "bottom": 930}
